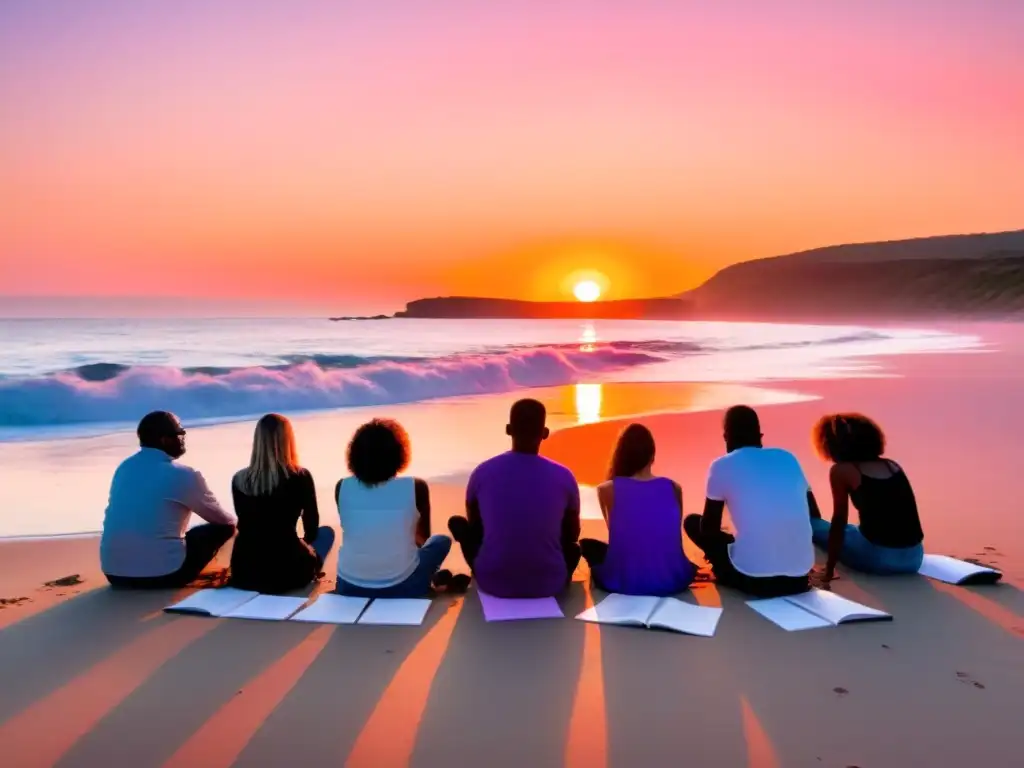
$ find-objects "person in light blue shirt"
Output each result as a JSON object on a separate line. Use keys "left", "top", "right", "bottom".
{"left": 101, "top": 411, "right": 237, "bottom": 588}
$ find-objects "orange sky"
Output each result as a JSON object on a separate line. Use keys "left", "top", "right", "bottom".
{"left": 1, "top": 2, "right": 1022, "bottom": 314}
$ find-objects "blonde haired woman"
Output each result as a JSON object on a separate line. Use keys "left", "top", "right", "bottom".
{"left": 229, "top": 414, "right": 335, "bottom": 593}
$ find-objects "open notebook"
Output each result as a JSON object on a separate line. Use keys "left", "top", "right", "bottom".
{"left": 164, "top": 588, "right": 307, "bottom": 620}
{"left": 167, "top": 590, "right": 433, "bottom": 625}
{"left": 290, "top": 594, "right": 371, "bottom": 625}
{"left": 291, "top": 597, "right": 430, "bottom": 625}
{"left": 748, "top": 589, "right": 891, "bottom": 631}
{"left": 356, "top": 598, "right": 432, "bottom": 626}
{"left": 575, "top": 594, "right": 723, "bottom": 637}
{"left": 918, "top": 555, "right": 1002, "bottom": 585}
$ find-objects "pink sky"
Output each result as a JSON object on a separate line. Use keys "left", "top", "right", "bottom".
{"left": 1, "top": 1, "right": 1022, "bottom": 314}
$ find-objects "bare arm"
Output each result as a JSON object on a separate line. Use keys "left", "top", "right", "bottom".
{"left": 465, "top": 475, "right": 484, "bottom": 539}
{"left": 824, "top": 464, "right": 854, "bottom": 580}
{"left": 300, "top": 471, "right": 320, "bottom": 543}
{"left": 562, "top": 480, "right": 582, "bottom": 547}
{"left": 182, "top": 469, "right": 236, "bottom": 526}
{"left": 807, "top": 489, "right": 822, "bottom": 519}
{"left": 702, "top": 460, "right": 728, "bottom": 538}
{"left": 672, "top": 481, "right": 684, "bottom": 516}
{"left": 596, "top": 481, "right": 613, "bottom": 523}
{"left": 414, "top": 478, "right": 431, "bottom": 546}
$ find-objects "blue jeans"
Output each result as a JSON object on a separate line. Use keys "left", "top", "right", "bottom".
{"left": 811, "top": 518, "right": 924, "bottom": 574}
{"left": 336, "top": 534, "right": 452, "bottom": 598}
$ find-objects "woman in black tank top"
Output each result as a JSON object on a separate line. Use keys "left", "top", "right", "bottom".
{"left": 809, "top": 413, "right": 925, "bottom": 585}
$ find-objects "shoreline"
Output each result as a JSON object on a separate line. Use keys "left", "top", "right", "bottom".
{"left": 0, "top": 320, "right": 1006, "bottom": 541}
{"left": 0, "top": 380, "right": 814, "bottom": 539}
{"left": 0, "top": 318, "right": 985, "bottom": 446}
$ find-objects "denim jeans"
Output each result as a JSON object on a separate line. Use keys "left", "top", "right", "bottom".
{"left": 811, "top": 518, "right": 924, "bottom": 574}
{"left": 336, "top": 534, "right": 452, "bottom": 598}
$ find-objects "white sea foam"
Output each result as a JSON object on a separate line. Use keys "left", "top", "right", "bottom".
{"left": 0, "top": 346, "right": 661, "bottom": 428}
{"left": 0, "top": 318, "right": 983, "bottom": 437}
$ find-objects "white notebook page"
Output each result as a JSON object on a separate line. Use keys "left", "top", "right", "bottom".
{"left": 647, "top": 599, "right": 723, "bottom": 637}
{"left": 291, "top": 594, "right": 370, "bottom": 624}
{"left": 223, "top": 595, "right": 308, "bottom": 621}
{"left": 747, "top": 598, "right": 832, "bottom": 631}
{"left": 165, "top": 587, "right": 258, "bottom": 616}
{"left": 357, "top": 598, "right": 432, "bottom": 626}
{"left": 576, "top": 594, "right": 661, "bottom": 626}
{"left": 785, "top": 589, "right": 890, "bottom": 624}
{"left": 918, "top": 555, "right": 1000, "bottom": 584}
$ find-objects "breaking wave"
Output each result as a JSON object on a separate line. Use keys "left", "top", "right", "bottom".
{"left": 0, "top": 345, "right": 664, "bottom": 427}
{"left": 0, "top": 329, "right": 907, "bottom": 430}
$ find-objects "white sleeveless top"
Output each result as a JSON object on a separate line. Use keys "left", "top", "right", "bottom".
{"left": 336, "top": 476, "right": 419, "bottom": 587}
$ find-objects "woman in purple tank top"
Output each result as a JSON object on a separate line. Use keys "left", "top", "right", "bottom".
{"left": 579, "top": 424, "right": 696, "bottom": 596}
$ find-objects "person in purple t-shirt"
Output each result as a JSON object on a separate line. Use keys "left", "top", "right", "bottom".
{"left": 444, "top": 398, "right": 582, "bottom": 598}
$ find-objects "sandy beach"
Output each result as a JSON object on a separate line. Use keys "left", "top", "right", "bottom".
{"left": 1, "top": 323, "right": 1021, "bottom": 767}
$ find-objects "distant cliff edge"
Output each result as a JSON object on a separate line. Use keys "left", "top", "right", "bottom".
{"left": 338, "top": 229, "right": 1024, "bottom": 322}
{"left": 393, "top": 296, "right": 695, "bottom": 320}
{"left": 676, "top": 230, "right": 1024, "bottom": 321}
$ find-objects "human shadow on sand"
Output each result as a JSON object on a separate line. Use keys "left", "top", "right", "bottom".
{"left": 228, "top": 598, "right": 457, "bottom": 766}
{"left": 595, "top": 582, "right": 752, "bottom": 768}
{"left": 408, "top": 582, "right": 589, "bottom": 768}
{"left": 52, "top": 606, "right": 333, "bottom": 768}
{"left": 723, "top": 571, "right": 1023, "bottom": 767}
{"left": 0, "top": 588, "right": 177, "bottom": 724}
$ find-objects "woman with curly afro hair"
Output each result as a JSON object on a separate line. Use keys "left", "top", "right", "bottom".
{"left": 333, "top": 418, "right": 453, "bottom": 598}
{"left": 810, "top": 413, "right": 924, "bottom": 584}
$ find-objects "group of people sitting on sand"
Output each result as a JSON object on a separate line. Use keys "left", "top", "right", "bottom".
{"left": 99, "top": 398, "right": 925, "bottom": 600}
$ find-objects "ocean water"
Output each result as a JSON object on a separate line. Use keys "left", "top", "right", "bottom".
{"left": 0, "top": 317, "right": 983, "bottom": 441}
{"left": 0, "top": 317, "right": 987, "bottom": 537}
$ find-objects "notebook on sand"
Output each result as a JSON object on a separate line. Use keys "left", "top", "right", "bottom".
{"left": 290, "top": 594, "right": 371, "bottom": 624}
{"left": 356, "top": 598, "right": 432, "bottom": 626}
{"left": 165, "top": 587, "right": 260, "bottom": 617}
{"left": 165, "top": 589, "right": 306, "bottom": 621}
{"left": 222, "top": 594, "right": 308, "bottom": 621}
{"left": 575, "top": 594, "right": 723, "bottom": 637}
{"left": 918, "top": 555, "right": 1002, "bottom": 586}
{"left": 478, "top": 592, "right": 564, "bottom": 622}
{"left": 748, "top": 589, "right": 890, "bottom": 631}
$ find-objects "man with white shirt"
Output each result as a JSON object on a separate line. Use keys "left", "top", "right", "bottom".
{"left": 684, "top": 405, "right": 818, "bottom": 597}
{"left": 101, "top": 411, "right": 237, "bottom": 588}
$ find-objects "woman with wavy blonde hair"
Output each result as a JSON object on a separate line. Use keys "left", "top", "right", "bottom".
{"left": 229, "top": 414, "right": 335, "bottom": 593}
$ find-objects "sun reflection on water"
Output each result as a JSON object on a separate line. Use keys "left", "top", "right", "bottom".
{"left": 578, "top": 322, "right": 597, "bottom": 352}
{"left": 574, "top": 382, "right": 603, "bottom": 425}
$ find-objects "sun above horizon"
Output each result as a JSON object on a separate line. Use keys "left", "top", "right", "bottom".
{"left": 573, "top": 279, "right": 602, "bottom": 302}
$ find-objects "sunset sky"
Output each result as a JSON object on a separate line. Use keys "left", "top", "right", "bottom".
{"left": 1, "top": 1, "right": 1022, "bottom": 315}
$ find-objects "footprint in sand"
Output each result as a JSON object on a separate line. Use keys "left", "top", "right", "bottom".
{"left": 955, "top": 671, "right": 986, "bottom": 689}
{"left": 42, "top": 574, "right": 84, "bottom": 589}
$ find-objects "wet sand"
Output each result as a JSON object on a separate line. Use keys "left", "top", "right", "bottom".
{"left": 0, "top": 324, "right": 1022, "bottom": 766}
{"left": 0, "top": 380, "right": 806, "bottom": 538}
